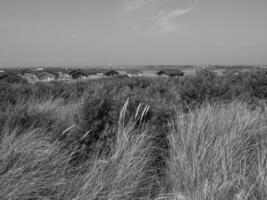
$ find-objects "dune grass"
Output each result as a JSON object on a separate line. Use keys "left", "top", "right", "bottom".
{"left": 166, "top": 102, "right": 267, "bottom": 200}
{"left": 0, "top": 100, "right": 266, "bottom": 200}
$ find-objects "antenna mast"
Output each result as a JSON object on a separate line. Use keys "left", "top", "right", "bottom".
{"left": 108, "top": 56, "right": 112, "bottom": 69}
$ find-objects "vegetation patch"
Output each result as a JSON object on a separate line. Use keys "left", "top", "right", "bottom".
{"left": 0, "top": 71, "right": 267, "bottom": 199}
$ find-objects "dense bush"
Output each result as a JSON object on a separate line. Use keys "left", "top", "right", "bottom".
{"left": 0, "top": 73, "right": 27, "bottom": 84}
{"left": 248, "top": 72, "right": 267, "bottom": 98}
{"left": 0, "top": 83, "right": 17, "bottom": 109}
{"left": 179, "top": 70, "right": 267, "bottom": 109}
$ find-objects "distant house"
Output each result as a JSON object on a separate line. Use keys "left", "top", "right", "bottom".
{"left": 168, "top": 69, "right": 184, "bottom": 77}
{"left": 128, "top": 70, "right": 143, "bottom": 77}
{"left": 222, "top": 70, "right": 240, "bottom": 76}
{"left": 22, "top": 69, "right": 34, "bottom": 75}
{"left": 21, "top": 69, "right": 39, "bottom": 83}
{"left": 69, "top": 70, "right": 87, "bottom": 80}
{"left": 68, "top": 69, "right": 81, "bottom": 75}
{"left": 58, "top": 71, "right": 71, "bottom": 80}
{"left": 36, "top": 71, "right": 56, "bottom": 82}
{"left": 142, "top": 70, "right": 157, "bottom": 77}
{"left": 156, "top": 69, "right": 184, "bottom": 78}
{"left": 104, "top": 70, "right": 119, "bottom": 77}
{"left": 156, "top": 70, "right": 169, "bottom": 78}
{"left": 96, "top": 72, "right": 104, "bottom": 76}
{"left": 0, "top": 70, "right": 5, "bottom": 74}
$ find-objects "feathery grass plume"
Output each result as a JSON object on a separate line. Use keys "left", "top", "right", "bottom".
{"left": 166, "top": 101, "right": 267, "bottom": 200}
{"left": 73, "top": 100, "right": 165, "bottom": 200}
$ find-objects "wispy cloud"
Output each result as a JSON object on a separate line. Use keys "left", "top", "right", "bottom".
{"left": 117, "top": 0, "right": 199, "bottom": 35}
{"left": 122, "top": 0, "right": 146, "bottom": 13}
{"left": 155, "top": 3, "right": 198, "bottom": 34}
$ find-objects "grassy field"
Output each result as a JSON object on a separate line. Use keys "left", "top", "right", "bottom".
{"left": 0, "top": 70, "right": 267, "bottom": 199}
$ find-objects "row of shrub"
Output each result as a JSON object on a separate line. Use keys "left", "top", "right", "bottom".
{"left": 1, "top": 70, "right": 267, "bottom": 158}
{"left": 1, "top": 70, "right": 267, "bottom": 108}
{"left": 180, "top": 70, "right": 267, "bottom": 107}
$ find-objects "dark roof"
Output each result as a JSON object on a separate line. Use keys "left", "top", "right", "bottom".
{"left": 21, "top": 69, "right": 34, "bottom": 75}
{"left": 104, "top": 70, "right": 119, "bottom": 76}
{"left": 71, "top": 71, "right": 87, "bottom": 79}
{"left": 44, "top": 70, "right": 58, "bottom": 77}
{"left": 69, "top": 70, "right": 77, "bottom": 75}
{"left": 36, "top": 71, "right": 56, "bottom": 80}
{"left": 156, "top": 69, "right": 184, "bottom": 77}
{"left": 156, "top": 71, "right": 168, "bottom": 76}
{"left": 68, "top": 69, "right": 84, "bottom": 75}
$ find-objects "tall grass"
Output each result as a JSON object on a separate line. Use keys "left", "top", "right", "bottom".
{"left": 0, "top": 101, "right": 167, "bottom": 200}
{"left": 166, "top": 102, "right": 267, "bottom": 200}
{"left": 74, "top": 100, "right": 168, "bottom": 200}
{"left": 0, "top": 99, "right": 266, "bottom": 199}
{"left": 0, "top": 129, "right": 81, "bottom": 200}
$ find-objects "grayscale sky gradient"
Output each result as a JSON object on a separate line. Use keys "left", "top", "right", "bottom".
{"left": 0, "top": 0, "right": 267, "bottom": 67}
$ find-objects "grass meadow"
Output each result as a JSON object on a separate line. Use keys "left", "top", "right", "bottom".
{"left": 0, "top": 70, "right": 267, "bottom": 200}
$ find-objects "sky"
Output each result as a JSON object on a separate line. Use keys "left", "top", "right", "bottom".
{"left": 0, "top": 0, "right": 267, "bottom": 67}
